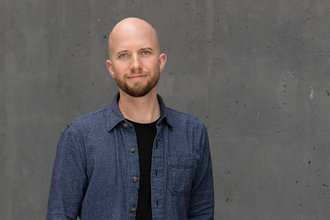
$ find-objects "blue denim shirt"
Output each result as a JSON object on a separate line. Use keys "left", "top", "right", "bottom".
{"left": 47, "top": 94, "right": 214, "bottom": 220}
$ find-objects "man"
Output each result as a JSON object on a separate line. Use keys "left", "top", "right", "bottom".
{"left": 47, "top": 17, "right": 214, "bottom": 220}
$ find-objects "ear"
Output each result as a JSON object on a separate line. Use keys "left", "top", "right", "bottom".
{"left": 106, "top": 59, "right": 115, "bottom": 78}
{"left": 159, "top": 53, "right": 167, "bottom": 72}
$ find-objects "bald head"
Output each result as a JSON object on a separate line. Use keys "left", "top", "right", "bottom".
{"left": 108, "top": 17, "right": 160, "bottom": 59}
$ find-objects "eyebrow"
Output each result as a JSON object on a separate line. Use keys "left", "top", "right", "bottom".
{"left": 139, "top": 47, "right": 153, "bottom": 51}
{"left": 116, "top": 50, "right": 129, "bottom": 55}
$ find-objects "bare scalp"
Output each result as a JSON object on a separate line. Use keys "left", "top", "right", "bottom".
{"left": 108, "top": 17, "right": 160, "bottom": 59}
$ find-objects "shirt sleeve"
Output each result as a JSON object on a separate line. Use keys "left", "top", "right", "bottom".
{"left": 46, "top": 125, "right": 87, "bottom": 220}
{"left": 188, "top": 125, "right": 214, "bottom": 220}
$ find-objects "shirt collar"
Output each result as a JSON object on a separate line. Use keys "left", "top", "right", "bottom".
{"left": 104, "top": 93, "right": 173, "bottom": 132}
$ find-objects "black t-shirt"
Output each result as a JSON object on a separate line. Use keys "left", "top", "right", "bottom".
{"left": 127, "top": 119, "right": 158, "bottom": 220}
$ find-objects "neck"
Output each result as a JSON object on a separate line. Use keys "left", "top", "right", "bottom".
{"left": 118, "top": 90, "right": 160, "bottom": 123}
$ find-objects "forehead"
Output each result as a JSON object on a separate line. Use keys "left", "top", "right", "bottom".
{"left": 109, "top": 21, "right": 159, "bottom": 53}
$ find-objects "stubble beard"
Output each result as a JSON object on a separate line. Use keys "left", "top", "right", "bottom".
{"left": 115, "top": 72, "right": 160, "bottom": 97}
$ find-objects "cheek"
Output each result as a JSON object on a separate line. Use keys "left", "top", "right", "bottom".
{"left": 145, "top": 60, "right": 161, "bottom": 71}
{"left": 111, "top": 65, "right": 127, "bottom": 77}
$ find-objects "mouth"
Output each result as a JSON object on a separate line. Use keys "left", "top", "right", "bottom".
{"left": 126, "top": 74, "right": 147, "bottom": 79}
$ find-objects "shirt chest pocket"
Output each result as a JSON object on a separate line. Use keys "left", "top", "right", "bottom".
{"left": 167, "top": 156, "right": 196, "bottom": 195}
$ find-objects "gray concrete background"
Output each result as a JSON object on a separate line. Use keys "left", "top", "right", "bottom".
{"left": 1, "top": 0, "right": 330, "bottom": 219}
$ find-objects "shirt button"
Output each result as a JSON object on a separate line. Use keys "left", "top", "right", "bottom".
{"left": 122, "top": 122, "right": 129, "bottom": 128}
{"left": 130, "top": 207, "right": 137, "bottom": 213}
{"left": 129, "top": 146, "right": 136, "bottom": 153}
{"left": 132, "top": 176, "right": 138, "bottom": 183}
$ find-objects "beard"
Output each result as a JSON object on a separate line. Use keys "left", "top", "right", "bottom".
{"left": 114, "top": 71, "right": 160, "bottom": 97}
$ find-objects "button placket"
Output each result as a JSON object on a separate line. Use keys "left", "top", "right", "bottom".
{"left": 122, "top": 122, "right": 139, "bottom": 216}
{"left": 150, "top": 129, "right": 166, "bottom": 218}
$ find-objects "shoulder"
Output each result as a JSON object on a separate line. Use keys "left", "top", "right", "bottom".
{"left": 165, "top": 106, "right": 207, "bottom": 131}
{"left": 67, "top": 105, "right": 109, "bottom": 132}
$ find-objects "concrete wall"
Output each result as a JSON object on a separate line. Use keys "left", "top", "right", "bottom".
{"left": 1, "top": 0, "right": 330, "bottom": 219}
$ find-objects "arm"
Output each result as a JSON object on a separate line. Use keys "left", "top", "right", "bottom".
{"left": 46, "top": 125, "right": 87, "bottom": 220}
{"left": 188, "top": 127, "right": 214, "bottom": 220}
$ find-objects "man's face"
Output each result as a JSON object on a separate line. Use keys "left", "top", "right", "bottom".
{"left": 106, "top": 20, "right": 167, "bottom": 97}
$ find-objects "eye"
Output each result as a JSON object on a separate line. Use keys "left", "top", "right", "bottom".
{"left": 140, "top": 50, "right": 152, "bottom": 56}
{"left": 118, "top": 53, "right": 130, "bottom": 59}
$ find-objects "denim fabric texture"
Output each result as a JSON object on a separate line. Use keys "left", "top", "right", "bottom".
{"left": 47, "top": 94, "right": 214, "bottom": 220}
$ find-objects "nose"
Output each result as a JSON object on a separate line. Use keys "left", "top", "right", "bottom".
{"left": 129, "top": 54, "right": 143, "bottom": 72}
